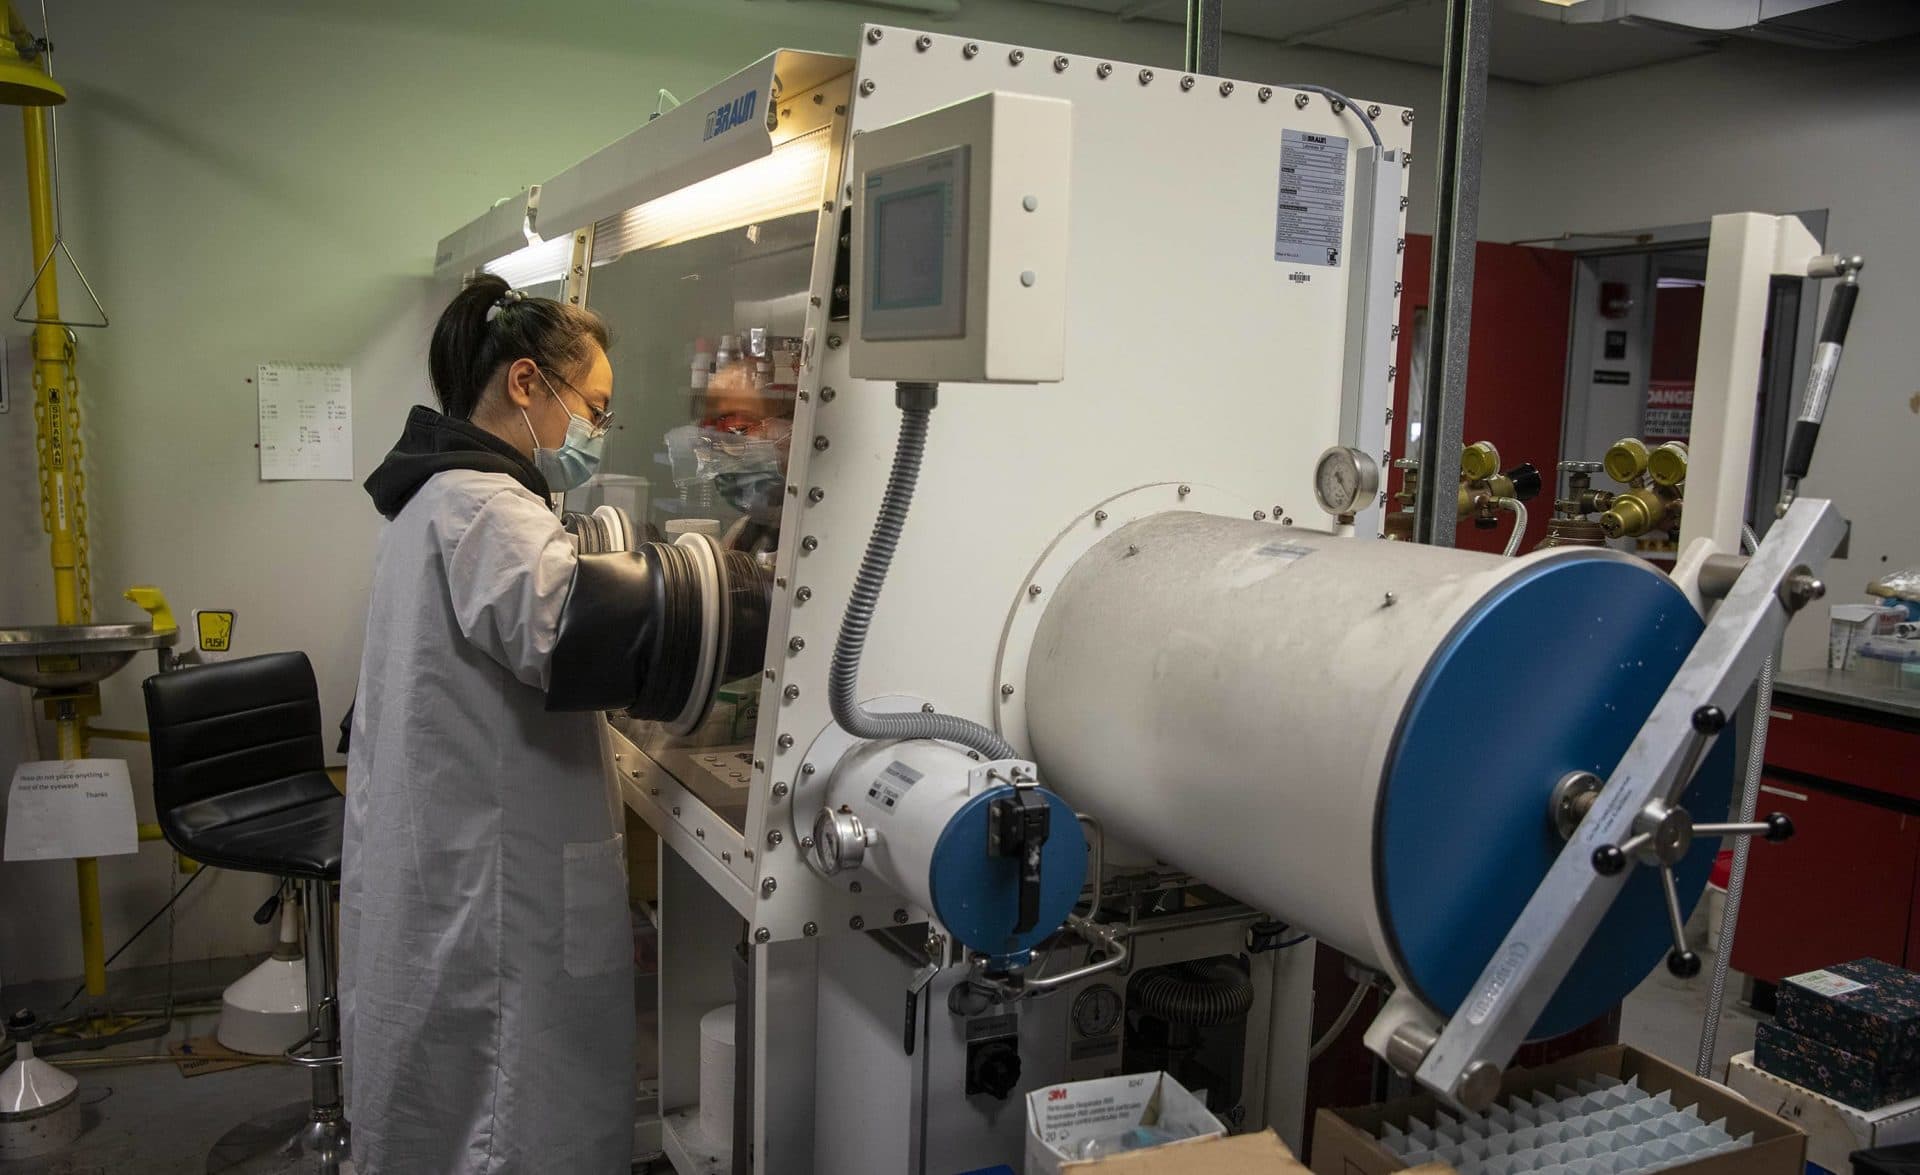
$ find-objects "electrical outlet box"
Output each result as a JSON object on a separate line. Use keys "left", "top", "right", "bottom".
{"left": 849, "top": 90, "right": 1071, "bottom": 384}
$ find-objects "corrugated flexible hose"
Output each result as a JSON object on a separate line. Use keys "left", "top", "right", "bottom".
{"left": 829, "top": 385, "right": 1017, "bottom": 762}
{"left": 1133, "top": 962, "right": 1256, "bottom": 1027}
{"left": 1695, "top": 525, "right": 1771, "bottom": 1078}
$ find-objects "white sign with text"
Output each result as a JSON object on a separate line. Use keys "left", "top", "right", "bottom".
{"left": 4, "top": 759, "right": 138, "bottom": 861}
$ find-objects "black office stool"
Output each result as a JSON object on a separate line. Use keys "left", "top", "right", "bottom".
{"left": 144, "top": 652, "right": 349, "bottom": 1175}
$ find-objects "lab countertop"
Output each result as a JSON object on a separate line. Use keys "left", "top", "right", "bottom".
{"left": 1772, "top": 667, "right": 1920, "bottom": 725}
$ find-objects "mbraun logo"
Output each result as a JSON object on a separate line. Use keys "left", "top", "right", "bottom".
{"left": 703, "top": 89, "right": 759, "bottom": 141}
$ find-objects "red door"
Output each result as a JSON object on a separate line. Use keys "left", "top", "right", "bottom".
{"left": 1730, "top": 777, "right": 1920, "bottom": 982}
{"left": 1391, "top": 238, "right": 1576, "bottom": 554}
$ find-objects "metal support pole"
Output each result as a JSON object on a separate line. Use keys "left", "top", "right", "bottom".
{"left": 304, "top": 878, "right": 343, "bottom": 1116}
{"left": 1411, "top": 0, "right": 1489, "bottom": 548}
{"left": 1184, "top": 0, "right": 1222, "bottom": 75}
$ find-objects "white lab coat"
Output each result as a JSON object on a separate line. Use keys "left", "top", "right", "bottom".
{"left": 342, "top": 468, "right": 634, "bottom": 1174}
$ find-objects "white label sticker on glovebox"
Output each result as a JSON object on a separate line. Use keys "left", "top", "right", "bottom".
{"left": 1275, "top": 128, "right": 1349, "bottom": 267}
{"left": 1785, "top": 968, "right": 1868, "bottom": 999}
{"left": 867, "top": 760, "right": 923, "bottom": 811}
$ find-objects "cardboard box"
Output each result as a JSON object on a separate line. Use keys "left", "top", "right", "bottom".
{"left": 1779, "top": 960, "right": 1920, "bottom": 1072}
{"left": 1729, "top": 1050, "right": 1920, "bottom": 1174}
{"left": 1309, "top": 1044, "right": 1805, "bottom": 1175}
{"left": 1757, "top": 1021, "right": 1920, "bottom": 1109}
{"left": 1025, "top": 1072, "right": 1226, "bottom": 1174}
{"left": 1072, "top": 1129, "right": 1453, "bottom": 1173}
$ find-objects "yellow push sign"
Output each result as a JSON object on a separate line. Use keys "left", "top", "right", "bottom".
{"left": 194, "top": 610, "right": 235, "bottom": 654}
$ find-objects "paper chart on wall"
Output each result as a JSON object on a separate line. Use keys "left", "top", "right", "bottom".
{"left": 258, "top": 362, "right": 352, "bottom": 480}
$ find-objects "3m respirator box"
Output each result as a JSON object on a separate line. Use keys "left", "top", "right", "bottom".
{"left": 1024, "top": 1070, "right": 1225, "bottom": 1173}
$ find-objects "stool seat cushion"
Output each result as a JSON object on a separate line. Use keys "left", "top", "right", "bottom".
{"left": 143, "top": 652, "right": 344, "bottom": 882}
{"left": 165, "top": 770, "right": 343, "bottom": 879}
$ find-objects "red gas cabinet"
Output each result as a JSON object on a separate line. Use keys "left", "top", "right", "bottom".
{"left": 1731, "top": 774, "right": 1920, "bottom": 982}
{"left": 1391, "top": 236, "right": 1575, "bottom": 554}
{"left": 1730, "top": 686, "right": 1920, "bottom": 984}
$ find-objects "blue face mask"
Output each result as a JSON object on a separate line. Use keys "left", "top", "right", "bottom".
{"left": 522, "top": 373, "right": 605, "bottom": 492}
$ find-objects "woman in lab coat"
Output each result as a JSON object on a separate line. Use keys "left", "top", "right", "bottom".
{"left": 341, "top": 275, "right": 637, "bottom": 1173}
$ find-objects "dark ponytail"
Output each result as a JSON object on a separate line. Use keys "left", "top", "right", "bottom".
{"left": 428, "top": 273, "right": 611, "bottom": 420}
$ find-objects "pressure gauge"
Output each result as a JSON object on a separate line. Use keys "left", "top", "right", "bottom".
{"left": 1071, "top": 984, "right": 1123, "bottom": 1038}
{"left": 1460, "top": 441, "right": 1502, "bottom": 483}
{"left": 1312, "top": 446, "right": 1381, "bottom": 518}
{"left": 811, "top": 808, "right": 869, "bottom": 875}
{"left": 1647, "top": 441, "right": 1689, "bottom": 488}
{"left": 1604, "top": 437, "right": 1650, "bottom": 484}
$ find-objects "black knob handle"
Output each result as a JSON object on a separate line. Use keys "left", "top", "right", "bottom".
{"left": 1691, "top": 705, "right": 1727, "bottom": 734}
{"left": 1667, "top": 948, "right": 1702, "bottom": 979}
{"left": 966, "top": 1040, "right": 1023, "bottom": 1101}
{"left": 1765, "top": 812, "right": 1795, "bottom": 842}
{"left": 1592, "top": 845, "right": 1628, "bottom": 876}
{"left": 253, "top": 892, "right": 282, "bottom": 926}
{"left": 1505, "top": 463, "right": 1544, "bottom": 502}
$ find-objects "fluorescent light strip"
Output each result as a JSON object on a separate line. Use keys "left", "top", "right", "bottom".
{"left": 591, "top": 128, "right": 833, "bottom": 263}
{"left": 483, "top": 234, "right": 573, "bottom": 290}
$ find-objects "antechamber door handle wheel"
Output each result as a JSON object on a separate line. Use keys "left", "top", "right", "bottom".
{"left": 1405, "top": 497, "right": 1846, "bottom": 1108}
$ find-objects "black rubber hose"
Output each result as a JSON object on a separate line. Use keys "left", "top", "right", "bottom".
{"left": 1132, "top": 962, "right": 1256, "bottom": 1027}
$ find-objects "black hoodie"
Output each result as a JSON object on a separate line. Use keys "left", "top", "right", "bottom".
{"left": 364, "top": 405, "right": 550, "bottom": 520}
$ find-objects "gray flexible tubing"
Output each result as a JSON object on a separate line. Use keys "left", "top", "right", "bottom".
{"left": 1279, "top": 84, "right": 1383, "bottom": 150}
{"left": 1498, "top": 498, "right": 1528, "bottom": 558}
{"left": 1309, "top": 980, "right": 1371, "bottom": 1063}
{"left": 1696, "top": 525, "right": 1771, "bottom": 1077}
{"left": 829, "top": 390, "right": 1018, "bottom": 761}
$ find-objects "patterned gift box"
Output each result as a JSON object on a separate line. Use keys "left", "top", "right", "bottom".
{"left": 1756, "top": 1021, "right": 1920, "bottom": 1110}
{"left": 1778, "top": 958, "right": 1920, "bottom": 1071}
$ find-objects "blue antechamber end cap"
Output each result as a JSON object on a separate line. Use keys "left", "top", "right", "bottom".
{"left": 929, "top": 787, "right": 1088, "bottom": 959}
{"left": 1379, "top": 554, "right": 1735, "bottom": 1040}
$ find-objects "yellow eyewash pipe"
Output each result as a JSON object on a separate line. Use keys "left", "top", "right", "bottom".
{"left": 87, "top": 728, "right": 151, "bottom": 743}
{"left": 54, "top": 687, "right": 104, "bottom": 994}
{"left": 12, "top": 5, "right": 107, "bottom": 996}
{"left": 23, "top": 108, "right": 81, "bottom": 624}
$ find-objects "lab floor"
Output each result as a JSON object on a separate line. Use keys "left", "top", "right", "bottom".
{"left": 0, "top": 1008, "right": 311, "bottom": 1175}
{"left": 1619, "top": 955, "right": 1763, "bottom": 1080}
{"left": 2, "top": 958, "right": 664, "bottom": 1175}
{"left": 4, "top": 953, "right": 1754, "bottom": 1174}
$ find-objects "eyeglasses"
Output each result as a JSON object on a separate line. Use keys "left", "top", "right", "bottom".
{"left": 540, "top": 368, "right": 614, "bottom": 435}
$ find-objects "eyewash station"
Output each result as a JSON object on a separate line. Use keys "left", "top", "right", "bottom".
{"left": 420, "top": 21, "right": 1867, "bottom": 1174}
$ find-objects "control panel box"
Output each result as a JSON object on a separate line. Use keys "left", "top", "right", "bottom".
{"left": 849, "top": 90, "right": 1071, "bottom": 384}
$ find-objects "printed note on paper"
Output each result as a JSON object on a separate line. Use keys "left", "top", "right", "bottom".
{"left": 4, "top": 759, "right": 138, "bottom": 861}
{"left": 259, "top": 362, "right": 352, "bottom": 480}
